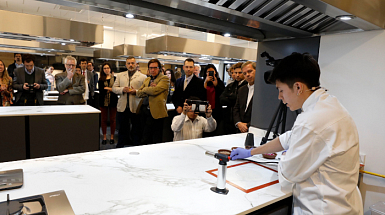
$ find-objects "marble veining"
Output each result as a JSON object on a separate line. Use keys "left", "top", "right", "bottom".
{"left": 0, "top": 131, "right": 291, "bottom": 215}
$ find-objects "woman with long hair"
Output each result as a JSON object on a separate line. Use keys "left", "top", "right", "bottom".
{"left": 98, "top": 63, "right": 118, "bottom": 145}
{"left": 0, "top": 60, "right": 13, "bottom": 106}
{"left": 165, "top": 69, "right": 176, "bottom": 103}
{"left": 202, "top": 64, "right": 225, "bottom": 136}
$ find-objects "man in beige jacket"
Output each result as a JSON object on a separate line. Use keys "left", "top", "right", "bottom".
{"left": 137, "top": 58, "right": 170, "bottom": 145}
{"left": 112, "top": 56, "right": 146, "bottom": 148}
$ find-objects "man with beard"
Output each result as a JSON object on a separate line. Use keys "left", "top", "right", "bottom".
{"left": 112, "top": 56, "right": 146, "bottom": 148}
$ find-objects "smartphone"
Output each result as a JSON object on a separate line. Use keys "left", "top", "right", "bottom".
{"left": 208, "top": 71, "right": 214, "bottom": 77}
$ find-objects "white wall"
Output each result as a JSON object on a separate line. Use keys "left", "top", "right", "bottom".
{"left": 318, "top": 29, "right": 385, "bottom": 214}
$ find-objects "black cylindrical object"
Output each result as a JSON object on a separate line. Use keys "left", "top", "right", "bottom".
{"left": 245, "top": 133, "right": 254, "bottom": 149}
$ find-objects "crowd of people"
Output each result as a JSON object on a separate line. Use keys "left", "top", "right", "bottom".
{"left": 0, "top": 53, "right": 256, "bottom": 146}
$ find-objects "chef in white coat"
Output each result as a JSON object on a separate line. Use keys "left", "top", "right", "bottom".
{"left": 231, "top": 52, "right": 363, "bottom": 215}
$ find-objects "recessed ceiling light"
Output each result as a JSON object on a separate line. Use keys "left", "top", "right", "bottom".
{"left": 61, "top": 43, "right": 66, "bottom": 45}
{"left": 69, "top": 39, "right": 75, "bottom": 42}
{"left": 126, "top": 13, "right": 134, "bottom": 19}
{"left": 103, "top": 26, "right": 113, "bottom": 29}
{"left": 336, "top": 15, "right": 355, "bottom": 21}
{"left": 224, "top": 33, "right": 231, "bottom": 37}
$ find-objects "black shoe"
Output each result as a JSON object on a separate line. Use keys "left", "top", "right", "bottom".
{"left": 110, "top": 139, "right": 115, "bottom": 145}
{"left": 102, "top": 140, "right": 107, "bottom": 145}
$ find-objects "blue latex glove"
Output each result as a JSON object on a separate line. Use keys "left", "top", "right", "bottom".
{"left": 230, "top": 148, "right": 252, "bottom": 160}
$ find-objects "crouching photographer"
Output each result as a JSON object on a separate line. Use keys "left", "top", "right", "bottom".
{"left": 13, "top": 54, "right": 47, "bottom": 106}
{"left": 171, "top": 97, "right": 217, "bottom": 141}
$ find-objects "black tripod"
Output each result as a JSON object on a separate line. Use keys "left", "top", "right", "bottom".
{"left": 260, "top": 101, "right": 288, "bottom": 145}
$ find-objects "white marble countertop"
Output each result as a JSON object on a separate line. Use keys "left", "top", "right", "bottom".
{"left": 0, "top": 105, "right": 100, "bottom": 117}
{"left": 0, "top": 129, "right": 290, "bottom": 215}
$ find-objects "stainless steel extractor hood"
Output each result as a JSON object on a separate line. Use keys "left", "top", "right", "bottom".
{"left": 110, "top": 43, "right": 220, "bottom": 65}
{"left": 0, "top": 10, "right": 103, "bottom": 46}
{"left": 0, "top": 38, "right": 76, "bottom": 54}
{"left": 94, "top": 49, "right": 115, "bottom": 60}
{"left": 113, "top": 44, "right": 146, "bottom": 58}
{"left": 34, "top": 0, "right": 384, "bottom": 42}
{"left": 145, "top": 35, "right": 257, "bottom": 62}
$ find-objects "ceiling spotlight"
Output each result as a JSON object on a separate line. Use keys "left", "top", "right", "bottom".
{"left": 103, "top": 26, "right": 113, "bottom": 29}
{"left": 69, "top": 39, "right": 75, "bottom": 42}
{"left": 126, "top": 13, "right": 134, "bottom": 19}
{"left": 61, "top": 43, "right": 66, "bottom": 45}
{"left": 224, "top": 33, "right": 231, "bottom": 37}
{"left": 336, "top": 15, "right": 355, "bottom": 21}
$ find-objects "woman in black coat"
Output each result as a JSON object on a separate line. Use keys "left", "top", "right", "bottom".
{"left": 98, "top": 63, "right": 118, "bottom": 145}
{"left": 203, "top": 64, "right": 225, "bottom": 136}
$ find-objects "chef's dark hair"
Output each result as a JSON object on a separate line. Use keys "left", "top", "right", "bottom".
{"left": 268, "top": 52, "right": 320, "bottom": 89}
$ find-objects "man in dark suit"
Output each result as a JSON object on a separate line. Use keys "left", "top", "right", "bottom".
{"left": 79, "top": 58, "right": 94, "bottom": 105}
{"left": 55, "top": 56, "right": 85, "bottom": 105}
{"left": 220, "top": 62, "right": 248, "bottom": 134}
{"left": 7, "top": 53, "right": 23, "bottom": 80}
{"left": 172, "top": 58, "right": 206, "bottom": 114}
{"left": 13, "top": 54, "right": 47, "bottom": 106}
{"left": 233, "top": 61, "right": 256, "bottom": 133}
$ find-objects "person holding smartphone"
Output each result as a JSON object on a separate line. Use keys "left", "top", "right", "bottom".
{"left": 203, "top": 64, "right": 225, "bottom": 136}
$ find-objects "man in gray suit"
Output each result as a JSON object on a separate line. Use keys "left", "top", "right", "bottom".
{"left": 13, "top": 54, "right": 48, "bottom": 106}
{"left": 55, "top": 56, "right": 86, "bottom": 105}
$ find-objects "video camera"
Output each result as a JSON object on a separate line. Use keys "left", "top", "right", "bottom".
{"left": 186, "top": 99, "right": 209, "bottom": 114}
{"left": 261, "top": 51, "right": 281, "bottom": 85}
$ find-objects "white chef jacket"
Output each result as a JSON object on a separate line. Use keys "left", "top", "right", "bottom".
{"left": 278, "top": 89, "right": 363, "bottom": 215}
{"left": 171, "top": 113, "right": 217, "bottom": 141}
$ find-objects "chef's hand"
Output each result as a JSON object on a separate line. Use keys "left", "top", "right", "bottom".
{"left": 230, "top": 148, "right": 252, "bottom": 160}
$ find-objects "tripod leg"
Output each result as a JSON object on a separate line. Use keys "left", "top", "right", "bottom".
{"left": 281, "top": 104, "right": 287, "bottom": 134}
{"left": 273, "top": 104, "right": 284, "bottom": 138}
{"left": 261, "top": 102, "right": 281, "bottom": 145}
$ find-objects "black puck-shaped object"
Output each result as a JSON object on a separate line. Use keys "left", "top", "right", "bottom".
{"left": 0, "top": 199, "right": 24, "bottom": 215}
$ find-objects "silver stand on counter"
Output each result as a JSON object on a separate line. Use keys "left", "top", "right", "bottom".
{"left": 205, "top": 151, "right": 230, "bottom": 195}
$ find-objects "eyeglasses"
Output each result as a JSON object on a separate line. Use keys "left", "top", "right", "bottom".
{"left": 149, "top": 67, "right": 159, "bottom": 70}
{"left": 66, "top": 64, "right": 75, "bottom": 67}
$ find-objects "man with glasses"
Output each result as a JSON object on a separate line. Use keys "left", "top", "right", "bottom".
{"left": 137, "top": 59, "right": 170, "bottom": 145}
{"left": 55, "top": 56, "right": 86, "bottom": 105}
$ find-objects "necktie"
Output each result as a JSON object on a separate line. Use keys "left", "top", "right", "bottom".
{"left": 184, "top": 79, "right": 188, "bottom": 90}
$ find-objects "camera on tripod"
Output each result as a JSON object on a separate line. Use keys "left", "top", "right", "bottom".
{"left": 261, "top": 51, "right": 281, "bottom": 85}
{"left": 186, "top": 99, "right": 209, "bottom": 114}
